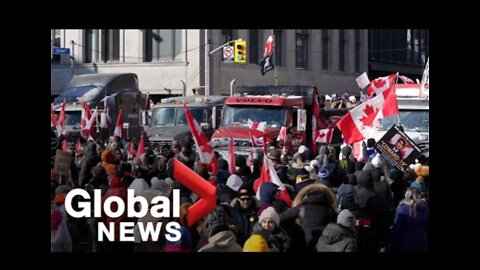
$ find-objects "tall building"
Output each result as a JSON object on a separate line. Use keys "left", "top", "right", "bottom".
{"left": 368, "top": 29, "right": 429, "bottom": 80}
{"left": 51, "top": 29, "right": 369, "bottom": 100}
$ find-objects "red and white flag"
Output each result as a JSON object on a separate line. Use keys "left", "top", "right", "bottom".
{"left": 263, "top": 33, "right": 275, "bottom": 58}
{"left": 136, "top": 134, "right": 145, "bottom": 157}
{"left": 420, "top": 58, "right": 429, "bottom": 98}
{"left": 337, "top": 86, "right": 399, "bottom": 144}
{"left": 56, "top": 102, "right": 66, "bottom": 136}
{"left": 253, "top": 153, "right": 292, "bottom": 207}
{"left": 247, "top": 150, "right": 255, "bottom": 173}
{"left": 315, "top": 127, "right": 334, "bottom": 144}
{"left": 247, "top": 119, "right": 267, "bottom": 132}
{"left": 250, "top": 132, "right": 268, "bottom": 147}
{"left": 228, "top": 136, "right": 235, "bottom": 174}
{"left": 277, "top": 126, "right": 287, "bottom": 142}
{"left": 80, "top": 102, "right": 92, "bottom": 133}
{"left": 183, "top": 104, "right": 219, "bottom": 175}
{"left": 82, "top": 107, "right": 97, "bottom": 139}
{"left": 367, "top": 73, "right": 397, "bottom": 97}
{"left": 113, "top": 110, "right": 125, "bottom": 138}
{"left": 398, "top": 75, "right": 415, "bottom": 84}
{"left": 50, "top": 104, "right": 57, "bottom": 127}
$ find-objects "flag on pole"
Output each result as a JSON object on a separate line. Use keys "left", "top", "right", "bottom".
{"left": 136, "top": 134, "right": 145, "bottom": 157}
{"left": 228, "top": 136, "right": 235, "bottom": 174}
{"left": 277, "top": 126, "right": 287, "bottom": 142}
{"left": 183, "top": 104, "right": 219, "bottom": 175}
{"left": 315, "top": 127, "right": 334, "bottom": 144}
{"left": 50, "top": 104, "right": 57, "bottom": 127}
{"left": 113, "top": 110, "right": 125, "bottom": 138}
{"left": 337, "top": 86, "right": 399, "bottom": 144}
{"left": 367, "top": 73, "right": 397, "bottom": 97}
{"left": 253, "top": 153, "right": 292, "bottom": 207}
{"left": 398, "top": 75, "right": 415, "bottom": 84}
{"left": 420, "top": 58, "right": 429, "bottom": 98}
{"left": 259, "top": 32, "right": 275, "bottom": 75}
{"left": 56, "top": 101, "right": 66, "bottom": 136}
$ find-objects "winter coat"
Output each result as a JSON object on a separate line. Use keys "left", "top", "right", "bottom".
{"left": 78, "top": 141, "right": 100, "bottom": 187}
{"left": 252, "top": 223, "right": 291, "bottom": 252}
{"left": 281, "top": 183, "right": 337, "bottom": 251}
{"left": 230, "top": 198, "right": 258, "bottom": 246}
{"left": 390, "top": 202, "right": 429, "bottom": 252}
{"left": 316, "top": 223, "right": 356, "bottom": 252}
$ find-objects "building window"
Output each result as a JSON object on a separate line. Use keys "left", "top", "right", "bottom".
{"left": 274, "top": 29, "right": 283, "bottom": 67}
{"left": 84, "top": 29, "right": 99, "bottom": 63}
{"left": 296, "top": 29, "right": 309, "bottom": 69}
{"left": 249, "top": 30, "right": 259, "bottom": 64}
{"left": 51, "top": 29, "right": 62, "bottom": 64}
{"left": 144, "top": 29, "right": 182, "bottom": 62}
{"left": 339, "top": 29, "right": 346, "bottom": 72}
{"left": 355, "top": 30, "right": 361, "bottom": 73}
{"left": 322, "top": 30, "right": 329, "bottom": 70}
{"left": 101, "top": 29, "right": 120, "bottom": 62}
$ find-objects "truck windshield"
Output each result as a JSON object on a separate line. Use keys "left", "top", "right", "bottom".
{"left": 151, "top": 107, "right": 205, "bottom": 126}
{"left": 222, "top": 105, "right": 287, "bottom": 128}
{"left": 55, "top": 111, "right": 82, "bottom": 127}
{"left": 379, "top": 110, "right": 429, "bottom": 132}
{"left": 176, "top": 108, "right": 205, "bottom": 125}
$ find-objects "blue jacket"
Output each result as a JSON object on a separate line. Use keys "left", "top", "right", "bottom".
{"left": 390, "top": 202, "right": 429, "bottom": 252}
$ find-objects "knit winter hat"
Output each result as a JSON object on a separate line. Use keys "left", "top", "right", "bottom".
{"left": 337, "top": 209, "right": 356, "bottom": 230}
{"left": 258, "top": 206, "right": 280, "bottom": 227}
{"left": 226, "top": 174, "right": 243, "bottom": 192}
{"left": 341, "top": 146, "right": 352, "bottom": 159}
{"left": 243, "top": 234, "right": 269, "bottom": 252}
{"left": 298, "top": 145, "right": 309, "bottom": 154}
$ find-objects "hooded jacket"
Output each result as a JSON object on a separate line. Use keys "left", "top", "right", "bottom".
{"left": 316, "top": 223, "right": 356, "bottom": 252}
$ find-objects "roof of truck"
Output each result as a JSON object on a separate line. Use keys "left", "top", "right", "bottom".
{"left": 68, "top": 73, "right": 138, "bottom": 87}
{"left": 154, "top": 95, "right": 228, "bottom": 107}
{"left": 236, "top": 84, "right": 318, "bottom": 105}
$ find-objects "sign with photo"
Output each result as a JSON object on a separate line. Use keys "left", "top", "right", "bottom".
{"left": 374, "top": 124, "right": 421, "bottom": 171}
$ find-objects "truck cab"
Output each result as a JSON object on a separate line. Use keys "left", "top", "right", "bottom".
{"left": 144, "top": 95, "right": 227, "bottom": 148}
{"left": 53, "top": 73, "right": 145, "bottom": 142}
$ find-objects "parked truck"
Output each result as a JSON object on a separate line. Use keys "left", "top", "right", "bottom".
{"left": 376, "top": 83, "right": 429, "bottom": 156}
{"left": 53, "top": 73, "right": 145, "bottom": 142}
{"left": 211, "top": 84, "right": 348, "bottom": 159}
{"left": 144, "top": 95, "right": 228, "bottom": 148}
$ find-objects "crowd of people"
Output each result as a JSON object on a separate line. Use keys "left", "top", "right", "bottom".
{"left": 51, "top": 134, "right": 429, "bottom": 253}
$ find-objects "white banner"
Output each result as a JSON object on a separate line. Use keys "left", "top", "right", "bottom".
{"left": 356, "top": 72, "right": 371, "bottom": 89}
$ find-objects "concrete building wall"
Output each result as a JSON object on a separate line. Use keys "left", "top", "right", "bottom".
{"left": 52, "top": 29, "right": 368, "bottom": 98}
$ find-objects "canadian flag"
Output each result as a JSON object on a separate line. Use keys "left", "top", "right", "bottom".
{"left": 337, "top": 86, "right": 399, "bottom": 144}
{"left": 247, "top": 119, "right": 267, "bottom": 132}
{"left": 56, "top": 102, "right": 66, "bottom": 136}
{"left": 183, "top": 104, "right": 219, "bottom": 175}
{"left": 277, "top": 126, "right": 287, "bottom": 142}
{"left": 315, "top": 127, "right": 334, "bottom": 144}
{"left": 398, "top": 75, "right": 415, "bottom": 84}
{"left": 80, "top": 102, "right": 92, "bottom": 134}
{"left": 113, "top": 110, "right": 125, "bottom": 138}
{"left": 368, "top": 73, "right": 397, "bottom": 97}
{"left": 136, "top": 134, "right": 145, "bottom": 157}
{"left": 250, "top": 132, "right": 268, "bottom": 147}
{"left": 50, "top": 104, "right": 57, "bottom": 128}
{"left": 227, "top": 136, "right": 235, "bottom": 174}
{"left": 247, "top": 150, "right": 255, "bottom": 173}
{"left": 82, "top": 107, "right": 97, "bottom": 139}
{"left": 263, "top": 33, "right": 275, "bottom": 58}
{"left": 253, "top": 153, "right": 292, "bottom": 207}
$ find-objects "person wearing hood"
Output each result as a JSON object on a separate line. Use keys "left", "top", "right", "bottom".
{"left": 279, "top": 183, "right": 337, "bottom": 251}
{"left": 316, "top": 209, "right": 357, "bottom": 252}
{"left": 78, "top": 140, "right": 100, "bottom": 187}
{"left": 197, "top": 205, "right": 242, "bottom": 252}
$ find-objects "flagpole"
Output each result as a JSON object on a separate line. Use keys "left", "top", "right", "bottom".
{"left": 271, "top": 30, "right": 278, "bottom": 85}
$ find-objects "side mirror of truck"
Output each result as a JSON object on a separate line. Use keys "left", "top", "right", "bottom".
{"left": 297, "top": 109, "right": 307, "bottom": 131}
{"left": 140, "top": 110, "right": 147, "bottom": 126}
{"left": 212, "top": 106, "right": 217, "bottom": 128}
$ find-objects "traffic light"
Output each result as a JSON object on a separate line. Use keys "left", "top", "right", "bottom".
{"left": 234, "top": 40, "right": 247, "bottom": 63}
